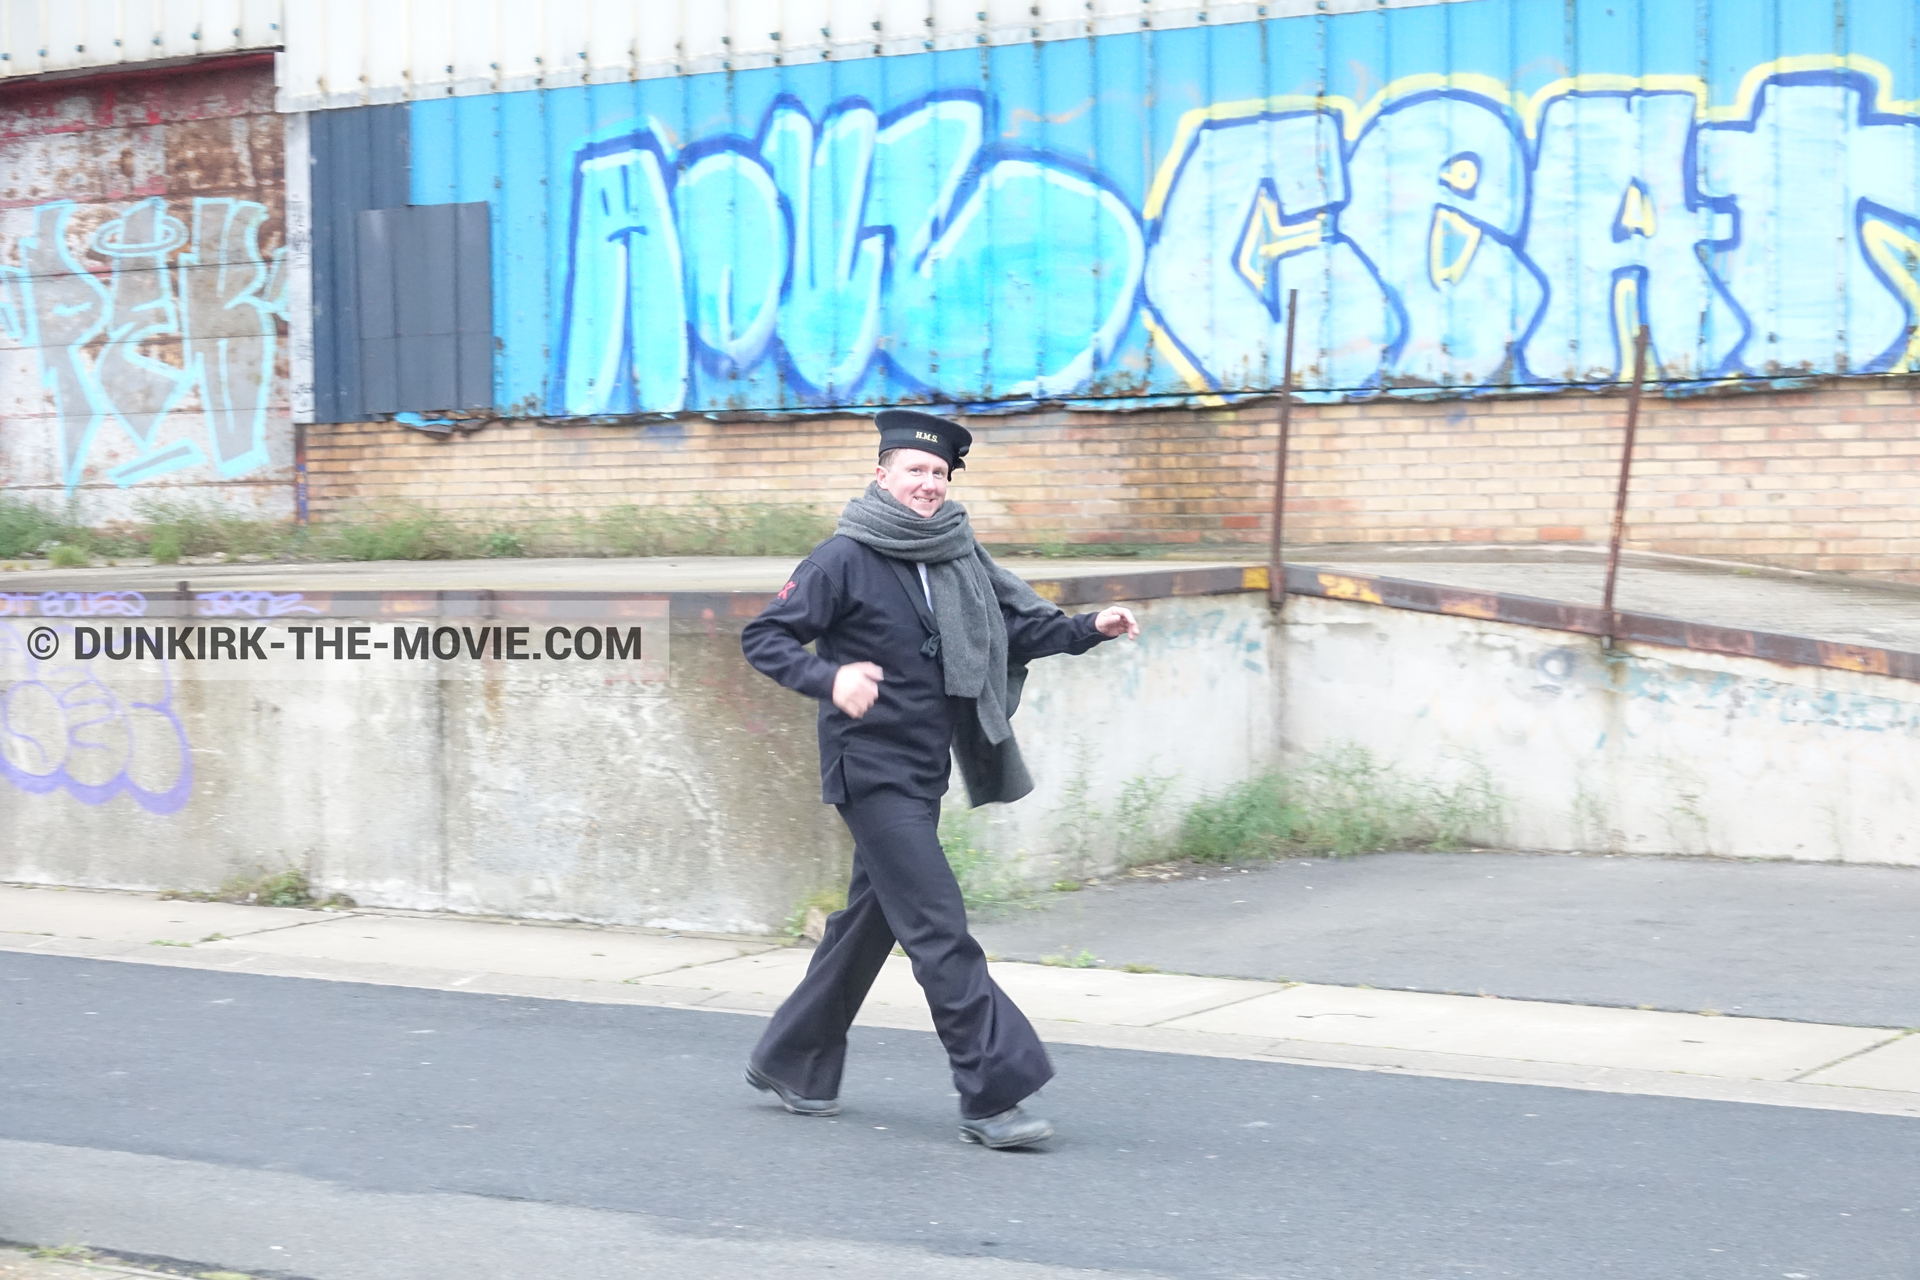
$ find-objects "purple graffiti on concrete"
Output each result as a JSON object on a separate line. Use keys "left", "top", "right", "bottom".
{"left": 195, "top": 590, "right": 318, "bottom": 618}
{"left": 0, "top": 591, "right": 150, "bottom": 618}
{"left": 0, "top": 621, "right": 192, "bottom": 814}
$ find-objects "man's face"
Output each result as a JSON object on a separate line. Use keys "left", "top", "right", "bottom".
{"left": 876, "top": 448, "right": 950, "bottom": 517}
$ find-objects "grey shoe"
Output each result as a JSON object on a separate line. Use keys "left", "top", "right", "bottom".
{"left": 745, "top": 1062, "right": 841, "bottom": 1117}
{"left": 959, "top": 1105, "right": 1054, "bottom": 1150}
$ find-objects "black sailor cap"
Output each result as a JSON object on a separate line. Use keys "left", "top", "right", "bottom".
{"left": 875, "top": 408, "right": 972, "bottom": 472}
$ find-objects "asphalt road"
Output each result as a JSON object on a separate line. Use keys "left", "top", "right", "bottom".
{"left": 975, "top": 852, "right": 1920, "bottom": 1028}
{"left": 2, "top": 952, "right": 1914, "bottom": 1279}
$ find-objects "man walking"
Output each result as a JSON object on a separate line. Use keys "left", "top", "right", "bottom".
{"left": 740, "top": 409, "right": 1139, "bottom": 1150}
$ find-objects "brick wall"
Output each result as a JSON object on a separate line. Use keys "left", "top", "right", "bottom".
{"left": 306, "top": 375, "right": 1920, "bottom": 580}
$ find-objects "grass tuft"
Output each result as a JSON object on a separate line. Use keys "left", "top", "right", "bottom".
{"left": 783, "top": 885, "right": 848, "bottom": 940}
{"left": 0, "top": 495, "right": 81, "bottom": 558}
{"left": 161, "top": 867, "right": 355, "bottom": 910}
{"left": 30, "top": 1245, "right": 93, "bottom": 1260}
{"left": 595, "top": 503, "right": 833, "bottom": 558}
{"left": 327, "top": 511, "right": 468, "bottom": 561}
{"left": 1173, "top": 745, "right": 1506, "bottom": 863}
{"left": 0, "top": 495, "right": 834, "bottom": 565}
{"left": 940, "top": 809, "right": 1033, "bottom": 913}
{"left": 149, "top": 525, "right": 185, "bottom": 563}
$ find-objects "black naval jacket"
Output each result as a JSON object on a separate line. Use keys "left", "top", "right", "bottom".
{"left": 742, "top": 535, "right": 1109, "bottom": 806}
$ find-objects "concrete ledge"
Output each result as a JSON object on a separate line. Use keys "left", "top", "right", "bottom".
{"left": 1285, "top": 564, "right": 1920, "bottom": 682}
{"left": 13, "top": 556, "right": 1912, "bottom": 683}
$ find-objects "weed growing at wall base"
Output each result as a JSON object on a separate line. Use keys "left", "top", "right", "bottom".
{"left": 940, "top": 809, "right": 1033, "bottom": 913}
{"left": 161, "top": 867, "right": 354, "bottom": 910}
{"left": 0, "top": 496, "right": 87, "bottom": 559}
{"left": 784, "top": 885, "right": 848, "bottom": 941}
{"left": 1174, "top": 745, "right": 1507, "bottom": 862}
{"left": 595, "top": 504, "right": 835, "bottom": 558}
{"left": 0, "top": 497, "right": 837, "bottom": 564}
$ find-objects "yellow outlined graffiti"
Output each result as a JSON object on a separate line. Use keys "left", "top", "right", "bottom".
{"left": 1236, "top": 194, "right": 1326, "bottom": 294}
{"left": 1428, "top": 209, "right": 1483, "bottom": 287}
{"left": 1140, "top": 51, "right": 1920, "bottom": 394}
{"left": 1143, "top": 53, "right": 1920, "bottom": 225}
{"left": 1612, "top": 273, "right": 1644, "bottom": 374}
{"left": 1616, "top": 180, "right": 1658, "bottom": 239}
{"left": 1142, "top": 312, "right": 1227, "bottom": 408}
{"left": 1440, "top": 155, "right": 1480, "bottom": 193}
{"left": 1861, "top": 218, "right": 1920, "bottom": 373}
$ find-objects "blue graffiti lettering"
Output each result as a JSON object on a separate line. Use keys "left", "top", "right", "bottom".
{"left": 1528, "top": 89, "right": 1736, "bottom": 382}
{"left": 554, "top": 132, "right": 688, "bottom": 415}
{"left": 1697, "top": 70, "right": 1920, "bottom": 376}
{"left": 550, "top": 91, "right": 1146, "bottom": 412}
{"left": 764, "top": 101, "right": 886, "bottom": 398}
{"left": 1144, "top": 109, "right": 1390, "bottom": 392}
{"left": 0, "top": 196, "right": 287, "bottom": 491}
{"left": 1134, "top": 60, "right": 1920, "bottom": 396}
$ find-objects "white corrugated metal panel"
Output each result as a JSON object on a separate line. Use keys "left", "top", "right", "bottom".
{"left": 0, "top": 0, "right": 282, "bottom": 80}
{"left": 277, "top": 0, "right": 1467, "bottom": 111}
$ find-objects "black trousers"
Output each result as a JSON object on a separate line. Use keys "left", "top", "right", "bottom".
{"left": 750, "top": 788, "right": 1053, "bottom": 1119}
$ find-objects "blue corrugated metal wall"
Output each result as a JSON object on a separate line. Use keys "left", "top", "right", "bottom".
{"left": 326, "top": 0, "right": 1920, "bottom": 417}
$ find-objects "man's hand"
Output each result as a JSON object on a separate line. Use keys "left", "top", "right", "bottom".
{"left": 1094, "top": 606, "right": 1140, "bottom": 640}
{"left": 832, "top": 661, "right": 885, "bottom": 718}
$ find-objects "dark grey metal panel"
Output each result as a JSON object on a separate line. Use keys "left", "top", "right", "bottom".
{"left": 310, "top": 104, "right": 409, "bottom": 424}
{"left": 354, "top": 208, "right": 398, "bottom": 338}
{"left": 393, "top": 203, "right": 458, "bottom": 410}
{"left": 346, "top": 200, "right": 493, "bottom": 415}
{"left": 453, "top": 201, "right": 493, "bottom": 411}
{"left": 354, "top": 206, "right": 400, "bottom": 414}
{"left": 400, "top": 334, "right": 459, "bottom": 411}
{"left": 394, "top": 204, "right": 456, "bottom": 340}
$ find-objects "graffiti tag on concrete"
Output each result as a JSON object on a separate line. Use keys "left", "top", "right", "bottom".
{"left": 0, "top": 591, "right": 150, "bottom": 618}
{"left": 194, "top": 590, "right": 320, "bottom": 618}
{"left": 0, "top": 621, "right": 192, "bottom": 813}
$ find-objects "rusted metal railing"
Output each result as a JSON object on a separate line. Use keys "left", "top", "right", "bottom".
{"left": 1601, "top": 325, "right": 1651, "bottom": 648}
{"left": 1267, "top": 288, "right": 1299, "bottom": 607}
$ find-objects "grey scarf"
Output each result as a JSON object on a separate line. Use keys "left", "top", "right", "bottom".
{"left": 836, "top": 482, "right": 1056, "bottom": 746}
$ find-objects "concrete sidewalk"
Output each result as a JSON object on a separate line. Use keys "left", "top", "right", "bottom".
{"left": 2, "top": 883, "right": 1913, "bottom": 1119}
{"left": 972, "top": 851, "right": 1920, "bottom": 1029}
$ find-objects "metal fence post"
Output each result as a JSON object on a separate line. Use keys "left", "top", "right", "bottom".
{"left": 1268, "top": 289, "right": 1299, "bottom": 608}
{"left": 1601, "top": 325, "right": 1651, "bottom": 648}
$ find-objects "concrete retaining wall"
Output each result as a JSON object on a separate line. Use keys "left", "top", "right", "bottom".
{"left": 1280, "top": 595, "right": 1920, "bottom": 865}
{"left": 4, "top": 580, "right": 1915, "bottom": 937}
{"left": 0, "top": 591, "right": 1271, "bottom": 933}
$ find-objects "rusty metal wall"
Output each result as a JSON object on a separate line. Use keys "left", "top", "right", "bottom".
{"left": 0, "top": 0, "right": 281, "bottom": 80}
{"left": 307, "top": 0, "right": 1920, "bottom": 419}
{"left": 0, "top": 55, "right": 292, "bottom": 517}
